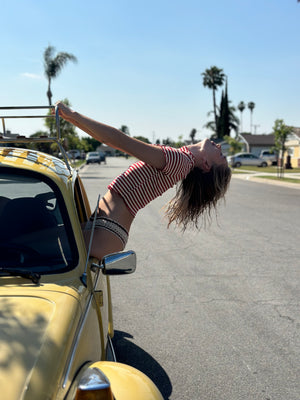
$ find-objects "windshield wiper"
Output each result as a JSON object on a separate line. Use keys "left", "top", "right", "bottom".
{"left": 0, "top": 267, "right": 41, "bottom": 284}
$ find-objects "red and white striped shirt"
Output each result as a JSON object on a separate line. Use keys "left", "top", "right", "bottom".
{"left": 108, "top": 146, "right": 195, "bottom": 216}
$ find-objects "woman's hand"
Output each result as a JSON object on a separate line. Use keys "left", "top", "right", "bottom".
{"left": 54, "top": 101, "right": 73, "bottom": 122}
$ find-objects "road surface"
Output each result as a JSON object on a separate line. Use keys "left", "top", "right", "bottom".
{"left": 80, "top": 157, "right": 300, "bottom": 400}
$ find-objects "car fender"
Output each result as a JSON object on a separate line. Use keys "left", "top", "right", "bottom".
{"left": 94, "top": 361, "right": 163, "bottom": 400}
{"left": 72, "top": 361, "right": 163, "bottom": 400}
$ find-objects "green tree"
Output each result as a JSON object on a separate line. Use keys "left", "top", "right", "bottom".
{"left": 207, "top": 81, "right": 239, "bottom": 140}
{"left": 162, "top": 137, "right": 175, "bottom": 146}
{"left": 44, "top": 98, "right": 81, "bottom": 154}
{"left": 119, "top": 125, "right": 130, "bottom": 136}
{"left": 133, "top": 136, "right": 150, "bottom": 144}
{"left": 202, "top": 66, "right": 225, "bottom": 134}
{"left": 175, "top": 135, "right": 185, "bottom": 148}
{"left": 29, "top": 130, "right": 52, "bottom": 153}
{"left": 272, "top": 119, "right": 293, "bottom": 178}
{"left": 44, "top": 45, "right": 77, "bottom": 106}
{"left": 228, "top": 104, "right": 239, "bottom": 138}
{"left": 45, "top": 99, "right": 76, "bottom": 137}
{"left": 189, "top": 128, "right": 197, "bottom": 144}
{"left": 216, "top": 84, "right": 230, "bottom": 139}
{"left": 82, "top": 137, "right": 101, "bottom": 152}
{"left": 223, "top": 135, "right": 243, "bottom": 155}
{"left": 203, "top": 111, "right": 216, "bottom": 133}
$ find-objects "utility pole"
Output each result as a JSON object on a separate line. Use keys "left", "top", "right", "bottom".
{"left": 152, "top": 131, "right": 156, "bottom": 144}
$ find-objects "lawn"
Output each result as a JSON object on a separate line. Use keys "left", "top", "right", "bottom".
{"left": 233, "top": 166, "right": 300, "bottom": 174}
{"left": 72, "top": 159, "right": 86, "bottom": 168}
{"left": 231, "top": 165, "right": 300, "bottom": 185}
{"left": 255, "top": 176, "right": 300, "bottom": 184}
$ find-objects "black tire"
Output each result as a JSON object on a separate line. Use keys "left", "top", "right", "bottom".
{"left": 261, "top": 162, "right": 267, "bottom": 167}
{"left": 234, "top": 162, "right": 241, "bottom": 168}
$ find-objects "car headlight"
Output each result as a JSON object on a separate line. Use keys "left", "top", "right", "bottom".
{"left": 74, "top": 367, "right": 114, "bottom": 400}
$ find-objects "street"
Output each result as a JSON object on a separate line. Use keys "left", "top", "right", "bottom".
{"left": 80, "top": 157, "right": 300, "bottom": 400}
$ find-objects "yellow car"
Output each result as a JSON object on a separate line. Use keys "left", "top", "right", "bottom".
{"left": 0, "top": 107, "right": 163, "bottom": 400}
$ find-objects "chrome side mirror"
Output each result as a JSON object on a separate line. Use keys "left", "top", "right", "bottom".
{"left": 91, "top": 250, "right": 136, "bottom": 275}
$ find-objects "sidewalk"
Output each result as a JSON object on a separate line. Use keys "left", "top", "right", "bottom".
{"left": 232, "top": 169, "right": 300, "bottom": 190}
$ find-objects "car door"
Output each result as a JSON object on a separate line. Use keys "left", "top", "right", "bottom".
{"left": 74, "top": 177, "right": 113, "bottom": 358}
{"left": 247, "top": 154, "right": 256, "bottom": 166}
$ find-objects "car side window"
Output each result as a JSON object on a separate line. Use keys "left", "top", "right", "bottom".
{"left": 74, "top": 176, "right": 91, "bottom": 224}
{"left": 0, "top": 168, "right": 78, "bottom": 273}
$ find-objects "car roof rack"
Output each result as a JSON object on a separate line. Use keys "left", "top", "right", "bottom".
{"left": 0, "top": 106, "right": 71, "bottom": 173}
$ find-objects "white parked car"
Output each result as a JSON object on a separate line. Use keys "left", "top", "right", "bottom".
{"left": 227, "top": 152, "right": 269, "bottom": 168}
{"left": 86, "top": 151, "right": 101, "bottom": 164}
{"left": 260, "top": 150, "right": 277, "bottom": 165}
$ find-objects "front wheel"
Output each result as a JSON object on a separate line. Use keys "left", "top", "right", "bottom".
{"left": 261, "top": 162, "right": 267, "bottom": 167}
{"left": 234, "top": 162, "right": 241, "bottom": 168}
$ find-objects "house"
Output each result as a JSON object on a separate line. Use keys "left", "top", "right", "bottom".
{"left": 238, "top": 133, "right": 275, "bottom": 156}
{"left": 239, "top": 129, "right": 300, "bottom": 168}
{"left": 0, "top": 130, "right": 19, "bottom": 139}
{"left": 286, "top": 127, "right": 300, "bottom": 168}
{"left": 97, "top": 144, "right": 117, "bottom": 156}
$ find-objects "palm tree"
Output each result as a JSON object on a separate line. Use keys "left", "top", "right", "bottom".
{"left": 189, "top": 128, "right": 197, "bottom": 144}
{"left": 44, "top": 45, "right": 77, "bottom": 106}
{"left": 248, "top": 101, "right": 255, "bottom": 133}
{"left": 237, "top": 101, "right": 246, "bottom": 132}
{"left": 202, "top": 66, "right": 225, "bottom": 134}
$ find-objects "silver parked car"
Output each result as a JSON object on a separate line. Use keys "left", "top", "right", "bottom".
{"left": 227, "top": 152, "right": 269, "bottom": 168}
{"left": 86, "top": 151, "right": 101, "bottom": 164}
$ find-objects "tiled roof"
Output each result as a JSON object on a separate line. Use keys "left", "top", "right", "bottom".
{"left": 239, "top": 133, "right": 275, "bottom": 146}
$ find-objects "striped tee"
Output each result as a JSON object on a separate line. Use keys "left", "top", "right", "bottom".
{"left": 108, "top": 146, "right": 195, "bottom": 217}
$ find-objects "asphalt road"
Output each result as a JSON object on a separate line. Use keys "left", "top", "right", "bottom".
{"left": 80, "top": 158, "right": 300, "bottom": 400}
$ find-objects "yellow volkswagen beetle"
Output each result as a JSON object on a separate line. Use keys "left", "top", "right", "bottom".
{"left": 0, "top": 107, "right": 163, "bottom": 400}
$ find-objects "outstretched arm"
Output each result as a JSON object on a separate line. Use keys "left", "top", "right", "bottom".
{"left": 55, "top": 102, "right": 166, "bottom": 170}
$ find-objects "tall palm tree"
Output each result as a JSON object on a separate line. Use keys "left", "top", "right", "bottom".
{"left": 248, "top": 101, "right": 255, "bottom": 133}
{"left": 237, "top": 101, "right": 246, "bottom": 132}
{"left": 202, "top": 66, "right": 225, "bottom": 134}
{"left": 44, "top": 45, "right": 77, "bottom": 106}
{"left": 189, "top": 128, "right": 197, "bottom": 144}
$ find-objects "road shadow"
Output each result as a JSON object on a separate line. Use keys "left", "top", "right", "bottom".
{"left": 112, "top": 330, "right": 172, "bottom": 400}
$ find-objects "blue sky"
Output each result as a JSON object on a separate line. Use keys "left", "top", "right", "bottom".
{"left": 1, "top": 0, "right": 299, "bottom": 143}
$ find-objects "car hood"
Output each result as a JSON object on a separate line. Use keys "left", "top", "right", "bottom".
{"left": 0, "top": 284, "right": 82, "bottom": 400}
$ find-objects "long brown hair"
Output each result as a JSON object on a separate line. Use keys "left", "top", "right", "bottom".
{"left": 165, "top": 164, "right": 232, "bottom": 230}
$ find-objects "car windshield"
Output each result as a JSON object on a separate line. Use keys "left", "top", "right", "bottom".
{"left": 0, "top": 168, "right": 78, "bottom": 274}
